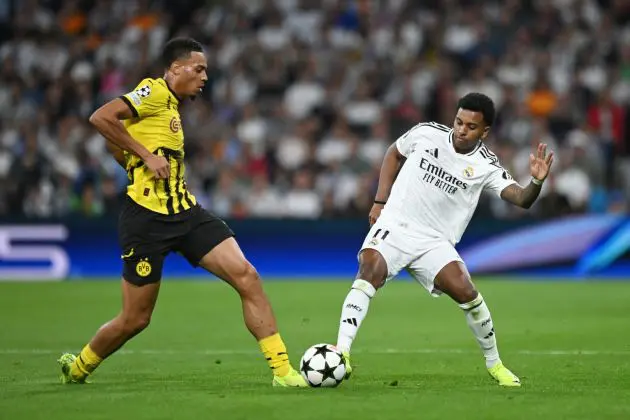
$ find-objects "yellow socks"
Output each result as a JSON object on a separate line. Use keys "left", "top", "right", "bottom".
{"left": 70, "top": 344, "right": 104, "bottom": 381}
{"left": 68, "top": 337, "right": 291, "bottom": 381}
{"left": 258, "top": 333, "right": 290, "bottom": 377}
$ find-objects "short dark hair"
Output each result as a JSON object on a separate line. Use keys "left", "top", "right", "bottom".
{"left": 161, "top": 38, "right": 204, "bottom": 68}
{"left": 457, "top": 93, "right": 496, "bottom": 126}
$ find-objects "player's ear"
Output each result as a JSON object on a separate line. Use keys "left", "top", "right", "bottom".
{"left": 170, "top": 62, "right": 182, "bottom": 76}
{"left": 481, "top": 125, "right": 491, "bottom": 140}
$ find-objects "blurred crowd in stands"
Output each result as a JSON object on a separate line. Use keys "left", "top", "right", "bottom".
{"left": 0, "top": 0, "right": 629, "bottom": 220}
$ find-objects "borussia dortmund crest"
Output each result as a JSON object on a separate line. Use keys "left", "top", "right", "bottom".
{"left": 136, "top": 259, "right": 152, "bottom": 277}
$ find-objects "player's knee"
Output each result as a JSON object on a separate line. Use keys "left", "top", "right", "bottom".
{"left": 238, "top": 261, "right": 259, "bottom": 283}
{"left": 357, "top": 261, "right": 387, "bottom": 290}
{"left": 232, "top": 262, "right": 262, "bottom": 297}
{"left": 451, "top": 275, "right": 477, "bottom": 304}
{"left": 460, "top": 286, "right": 478, "bottom": 304}
{"left": 357, "top": 249, "right": 388, "bottom": 289}
{"left": 363, "top": 275, "right": 385, "bottom": 290}
{"left": 121, "top": 313, "right": 151, "bottom": 336}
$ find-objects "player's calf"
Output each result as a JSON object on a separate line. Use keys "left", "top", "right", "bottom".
{"left": 100, "top": 311, "right": 152, "bottom": 350}
{"left": 335, "top": 249, "right": 386, "bottom": 372}
{"left": 59, "top": 278, "right": 160, "bottom": 384}
{"left": 213, "top": 255, "right": 279, "bottom": 337}
{"left": 457, "top": 293, "right": 521, "bottom": 385}
{"left": 435, "top": 262, "right": 506, "bottom": 372}
{"left": 337, "top": 278, "right": 376, "bottom": 354}
{"left": 197, "top": 237, "right": 304, "bottom": 382}
{"left": 458, "top": 293, "right": 500, "bottom": 367}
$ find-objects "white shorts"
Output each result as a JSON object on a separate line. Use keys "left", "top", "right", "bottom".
{"left": 359, "top": 220, "right": 463, "bottom": 296}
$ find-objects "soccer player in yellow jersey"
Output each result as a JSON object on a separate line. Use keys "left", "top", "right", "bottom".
{"left": 57, "top": 38, "right": 307, "bottom": 387}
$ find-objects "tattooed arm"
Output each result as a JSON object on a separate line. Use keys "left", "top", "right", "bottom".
{"left": 499, "top": 143, "right": 554, "bottom": 209}
{"left": 500, "top": 182, "right": 543, "bottom": 209}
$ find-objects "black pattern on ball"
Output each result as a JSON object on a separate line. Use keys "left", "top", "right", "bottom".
{"left": 318, "top": 361, "right": 338, "bottom": 383}
{"left": 313, "top": 345, "right": 331, "bottom": 357}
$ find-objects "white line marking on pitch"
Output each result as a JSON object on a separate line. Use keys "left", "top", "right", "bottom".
{"left": 0, "top": 348, "right": 629, "bottom": 356}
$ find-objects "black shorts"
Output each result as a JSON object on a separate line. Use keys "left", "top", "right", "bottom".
{"left": 118, "top": 196, "right": 235, "bottom": 285}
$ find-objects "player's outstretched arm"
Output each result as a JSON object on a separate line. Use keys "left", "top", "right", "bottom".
{"left": 500, "top": 143, "right": 554, "bottom": 209}
{"left": 369, "top": 143, "right": 406, "bottom": 225}
{"left": 89, "top": 99, "right": 170, "bottom": 179}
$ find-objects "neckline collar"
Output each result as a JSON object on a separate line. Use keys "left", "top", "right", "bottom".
{"left": 159, "top": 78, "right": 182, "bottom": 102}
{"left": 449, "top": 130, "right": 482, "bottom": 156}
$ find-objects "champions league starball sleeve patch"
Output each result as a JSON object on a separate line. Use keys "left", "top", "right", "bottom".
{"left": 135, "top": 85, "right": 152, "bottom": 98}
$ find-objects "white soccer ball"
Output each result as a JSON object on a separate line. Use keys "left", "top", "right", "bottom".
{"left": 299, "top": 343, "right": 346, "bottom": 387}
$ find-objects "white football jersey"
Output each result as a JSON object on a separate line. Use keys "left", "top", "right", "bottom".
{"left": 378, "top": 122, "right": 517, "bottom": 245}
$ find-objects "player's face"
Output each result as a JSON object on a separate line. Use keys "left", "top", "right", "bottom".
{"left": 453, "top": 108, "right": 490, "bottom": 150}
{"left": 172, "top": 51, "right": 208, "bottom": 98}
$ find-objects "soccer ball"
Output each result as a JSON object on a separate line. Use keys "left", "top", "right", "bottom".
{"left": 299, "top": 343, "right": 346, "bottom": 387}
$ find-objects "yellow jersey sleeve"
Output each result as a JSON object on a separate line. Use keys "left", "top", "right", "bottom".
{"left": 121, "top": 78, "right": 167, "bottom": 119}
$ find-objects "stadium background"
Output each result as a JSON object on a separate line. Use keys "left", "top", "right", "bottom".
{"left": 0, "top": 0, "right": 629, "bottom": 279}
{"left": 1, "top": 2, "right": 629, "bottom": 420}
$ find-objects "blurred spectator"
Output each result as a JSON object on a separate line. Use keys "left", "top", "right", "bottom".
{"left": 587, "top": 89, "right": 626, "bottom": 185}
{"left": 526, "top": 74, "right": 558, "bottom": 118}
{"left": 285, "top": 169, "right": 321, "bottom": 219}
{"left": 0, "top": 0, "right": 628, "bottom": 220}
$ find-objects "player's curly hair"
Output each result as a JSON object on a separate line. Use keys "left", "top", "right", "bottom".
{"left": 162, "top": 38, "right": 204, "bottom": 68}
{"left": 457, "top": 93, "right": 496, "bottom": 126}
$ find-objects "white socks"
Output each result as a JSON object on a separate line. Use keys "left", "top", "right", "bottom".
{"left": 459, "top": 293, "right": 500, "bottom": 368}
{"left": 336, "top": 279, "right": 376, "bottom": 354}
{"left": 337, "top": 281, "right": 500, "bottom": 369}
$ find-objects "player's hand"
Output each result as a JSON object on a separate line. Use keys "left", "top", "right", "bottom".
{"left": 369, "top": 203, "right": 384, "bottom": 226}
{"left": 530, "top": 143, "right": 554, "bottom": 182}
{"left": 144, "top": 154, "right": 170, "bottom": 179}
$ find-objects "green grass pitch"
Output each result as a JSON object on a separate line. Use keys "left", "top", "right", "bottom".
{"left": 0, "top": 279, "right": 629, "bottom": 420}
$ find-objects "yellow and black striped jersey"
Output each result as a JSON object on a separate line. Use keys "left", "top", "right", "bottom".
{"left": 120, "top": 77, "right": 196, "bottom": 215}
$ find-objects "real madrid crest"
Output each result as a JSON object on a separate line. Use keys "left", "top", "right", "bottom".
{"left": 463, "top": 166, "right": 474, "bottom": 178}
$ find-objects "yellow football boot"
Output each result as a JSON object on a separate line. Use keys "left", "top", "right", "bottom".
{"left": 488, "top": 361, "right": 521, "bottom": 387}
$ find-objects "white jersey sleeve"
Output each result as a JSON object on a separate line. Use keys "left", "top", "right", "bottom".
{"left": 396, "top": 124, "right": 423, "bottom": 157}
{"left": 484, "top": 166, "right": 518, "bottom": 197}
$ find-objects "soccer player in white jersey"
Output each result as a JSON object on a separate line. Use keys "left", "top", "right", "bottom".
{"left": 335, "top": 93, "right": 554, "bottom": 387}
